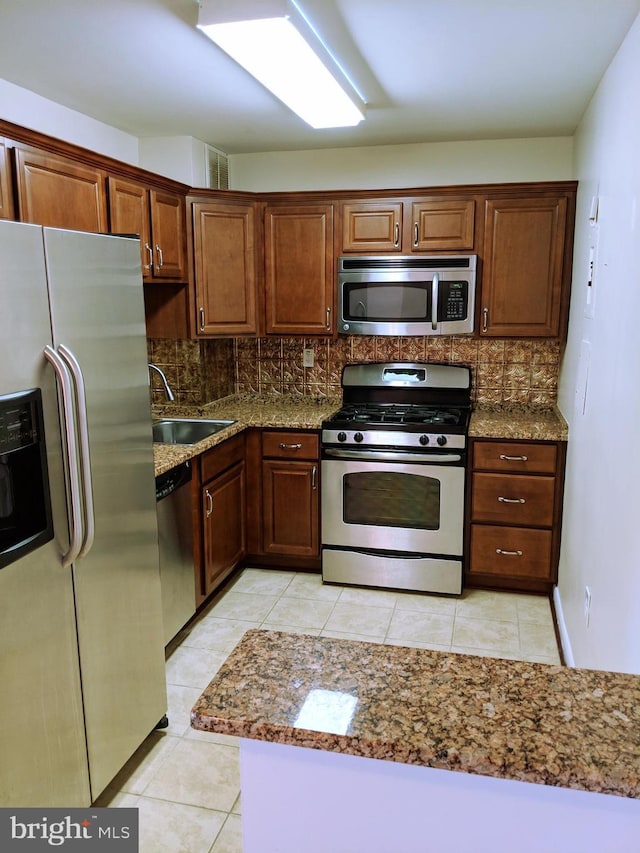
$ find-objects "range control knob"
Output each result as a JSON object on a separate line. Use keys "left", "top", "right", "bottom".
{"left": 419, "top": 434, "right": 430, "bottom": 446}
{"left": 437, "top": 434, "right": 447, "bottom": 447}
{"left": 337, "top": 431, "right": 347, "bottom": 443}
{"left": 354, "top": 432, "right": 364, "bottom": 443}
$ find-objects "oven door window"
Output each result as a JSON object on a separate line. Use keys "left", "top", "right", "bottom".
{"left": 343, "top": 471, "right": 440, "bottom": 530}
{"left": 344, "top": 282, "right": 430, "bottom": 322}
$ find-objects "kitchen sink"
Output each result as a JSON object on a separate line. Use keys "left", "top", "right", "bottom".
{"left": 152, "top": 418, "right": 235, "bottom": 445}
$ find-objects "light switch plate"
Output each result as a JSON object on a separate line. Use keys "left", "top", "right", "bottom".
{"left": 303, "top": 348, "right": 314, "bottom": 368}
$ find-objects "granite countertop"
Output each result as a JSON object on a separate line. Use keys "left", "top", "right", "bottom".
{"left": 152, "top": 394, "right": 342, "bottom": 476}
{"left": 153, "top": 396, "right": 568, "bottom": 475}
{"left": 469, "top": 405, "right": 568, "bottom": 442}
{"left": 191, "top": 629, "right": 640, "bottom": 800}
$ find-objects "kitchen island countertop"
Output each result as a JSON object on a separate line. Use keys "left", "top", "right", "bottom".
{"left": 191, "top": 628, "right": 640, "bottom": 800}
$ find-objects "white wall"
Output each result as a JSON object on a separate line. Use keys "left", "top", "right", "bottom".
{"left": 138, "top": 136, "right": 208, "bottom": 186}
{"left": 0, "top": 78, "right": 209, "bottom": 184}
{"left": 229, "top": 137, "right": 573, "bottom": 192}
{"left": 0, "top": 78, "right": 139, "bottom": 164}
{"left": 557, "top": 12, "right": 640, "bottom": 674}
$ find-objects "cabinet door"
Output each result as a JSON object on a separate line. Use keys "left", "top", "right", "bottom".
{"left": 264, "top": 204, "right": 333, "bottom": 335}
{"left": 107, "top": 176, "right": 152, "bottom": 278}
{"left": 342, "top": 202, "right": 402, "bottom": 252}
{"left": 149, "top": 189, "right": 187, "bottom": 280}
{"left": 13, "top": 145, "right": 107, "bottom": 232}
{"left": 0, "top": 139, "right": 15, "bottom": 220}
{"left": 411, "top": 199, "right": 475, "bottom": 251}
{"left": 202, "top": 461, "right": 246, "bottom": 596}
{"left": 481, "top": 196, "right": 567, "bottom": 337}
{"left": 262, "top": 459, "right": 319, "bottom": 557}
{"left": 193, "top": 201, "right": 257, "bottom": 335}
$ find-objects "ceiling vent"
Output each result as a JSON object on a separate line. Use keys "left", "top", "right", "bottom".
{"left": 206, "top": 144, "right": 229, "bottom": 189}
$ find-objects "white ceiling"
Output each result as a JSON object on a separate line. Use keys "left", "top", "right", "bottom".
{"left": 0, "top": 0, "right": 638, "bottom": 155}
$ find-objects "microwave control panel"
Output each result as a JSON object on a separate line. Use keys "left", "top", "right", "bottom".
{"left": 440, "top": 281, "right": 468, "bottom": 320}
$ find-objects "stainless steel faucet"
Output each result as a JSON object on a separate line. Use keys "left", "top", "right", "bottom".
{"left": 148, "top": 363, "right": 175, "bottom": 402}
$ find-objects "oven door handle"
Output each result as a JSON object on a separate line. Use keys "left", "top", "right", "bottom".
{"left": 323, "top": 448, "right": 463, "bottom": 464}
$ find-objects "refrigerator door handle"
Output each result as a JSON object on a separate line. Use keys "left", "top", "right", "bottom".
{"left": 43, "top": 345, "right": 84, "bottom": 568}
{"left": 58, "top": 344, "right": 95, "bottom": 559}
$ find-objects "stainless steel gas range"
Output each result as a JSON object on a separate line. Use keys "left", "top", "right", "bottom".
{"left": 321, "top": 362, "right": 471, "bottom": 595}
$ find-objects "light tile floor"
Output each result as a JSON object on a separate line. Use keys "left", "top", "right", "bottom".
{"left": 97, "top": 568, "right": 562, "bottom": 852}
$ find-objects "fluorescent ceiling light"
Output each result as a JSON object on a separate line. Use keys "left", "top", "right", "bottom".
{"left": 198, "top": 0, "right": 366, "bottom": 129}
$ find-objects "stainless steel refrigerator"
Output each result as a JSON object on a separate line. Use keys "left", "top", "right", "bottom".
{"left": 0, "top": 220, "right": 167, "bottom": 806}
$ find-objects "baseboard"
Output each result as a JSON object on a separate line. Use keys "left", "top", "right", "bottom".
{"left": 553, "top": 585, "right": 575, "bottom": 667}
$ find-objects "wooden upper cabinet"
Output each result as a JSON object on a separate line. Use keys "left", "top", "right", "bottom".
{"left": 13, "top": 145, "right": 108, "bottom": 232}
{"left": 107, "top": 177, "right": 152, "bottom": 274}
{"left": 411, "top": 199, "right": 475, "bottom": 251}
{"left": 342, "top": 201, "right": 402, "bottom": 252}
{"left": 264, "top": 204, "right": 334, "bottom": 335}
{"left": 149, "top": 189, "right": 187, "bottom": 280}
{"left": 0, "top": 139, "right": 15, "bottom": 220}
{"left": 481, "top": 195, "right": 568, "bottom": 337}
{"left": 341, "top": 198, "right": 475, "bottom": 253}
{"left": 192, "top": 200, "right": 257, "bottom": 336}
{"left": 108, "top": 178, "right": 186, "bottom": 281}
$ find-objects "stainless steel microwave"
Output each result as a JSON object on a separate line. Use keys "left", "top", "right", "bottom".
{"left": 337, "top": 255, "right": 477, "bottom": 336}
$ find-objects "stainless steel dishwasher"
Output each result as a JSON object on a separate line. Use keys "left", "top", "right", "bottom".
{"left": 155, "top": 461, "right": 196, "bottom": 645}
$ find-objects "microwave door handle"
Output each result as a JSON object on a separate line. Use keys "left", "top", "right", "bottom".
{"left": 431, "top": 273, "right": 439, "bottom": 331}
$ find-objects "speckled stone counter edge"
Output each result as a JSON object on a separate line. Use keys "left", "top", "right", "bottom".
{"left": 191, "top": 629, "right": 640, "bottom": 800}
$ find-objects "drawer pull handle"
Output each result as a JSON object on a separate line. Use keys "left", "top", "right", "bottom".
{"left": 496, "top": 548, "right": 523, "bottom": 557}
{"left": 499, "top": 454, "right": 528, "bottom": 462}
{"left": 312, "top": 465, "right": 317, "bottom": 490}
{"left": 205, "top": 489, "right": 213, "bottom": 518}
{"left": 279, "top": 443, "right": 303, "bottom": 450}
{"left": 394, "top": 222, "right": 400, "bottom": 247}
{"left": 498, "top": 496, "right": 526, "bottom": 504}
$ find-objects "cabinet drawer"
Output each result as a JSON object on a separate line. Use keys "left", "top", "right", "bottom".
{"left": 472, "top": 473, "right": 555, "bottom": 527}
{"left": 473, "top": 441, "right": 557, "bottom": 474}
{"left": 262, "top": 431, "right": 319, "bottom": 460}
{"left": 200, "top": 434, "right": 245, "bottom": 483}
{"left": 469, "top": 525, "right": 553, "bottom": 580}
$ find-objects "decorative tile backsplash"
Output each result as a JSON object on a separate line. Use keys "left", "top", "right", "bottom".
{"left": 147, "top": 338, "right": 234, "bottom": 405}
{"left": 148, "top": 335, "right": 561, "bottom": 406}
{"left": 235, "top": 336, "right": 561, "bottom": 405}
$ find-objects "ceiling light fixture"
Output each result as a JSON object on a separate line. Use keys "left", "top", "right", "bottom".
{"left": 197, "top": 0, "right": 366, "bottom": 129}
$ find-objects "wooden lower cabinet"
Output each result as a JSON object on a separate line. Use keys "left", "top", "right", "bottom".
{"left": 262, "top": 459, "right": 319, "bottom": 558}
{"left": 245, "top": 429, "right": 321, "bottom": 569}
{"left": 197, "top": 435, "right": 246, "bottom": 601}
{"left": 466, "top": 438, "right": 566, "bottom": 593}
